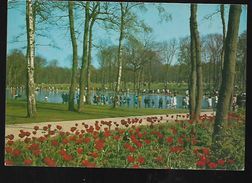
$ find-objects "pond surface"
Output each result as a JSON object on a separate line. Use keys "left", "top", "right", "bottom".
{"left": 6, "top": 88, "right": 212, "bottom": 109}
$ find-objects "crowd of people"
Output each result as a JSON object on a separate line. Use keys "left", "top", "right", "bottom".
{"left": 36, "top": 88, "right": 246, "bottom": 111}
{"left": 205, "top": 90, "right": 246, "bottom": 111}
{"left": 90, "top": 93, "right": 181, "bottom": 109}
{"left": 7, "top": 84, "right": 246, "bottom": 112}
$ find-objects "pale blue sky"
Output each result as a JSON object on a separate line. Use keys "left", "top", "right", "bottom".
{"left": 7, "top": 2, "right": 247, "bottom": 68}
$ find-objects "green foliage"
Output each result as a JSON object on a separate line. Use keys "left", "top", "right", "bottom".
{"left": 210, "top": 120, "right": 245, "bottom": 170}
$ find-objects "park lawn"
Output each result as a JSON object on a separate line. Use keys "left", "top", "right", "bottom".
{"left": 6, "top": 100, "right": 188, "bottom": 125}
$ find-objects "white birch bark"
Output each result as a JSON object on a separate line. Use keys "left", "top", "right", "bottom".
{"left": 26, "top": 0, "right": 36, "bottom": 117}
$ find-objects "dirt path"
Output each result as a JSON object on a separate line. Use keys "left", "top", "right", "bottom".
{"left": 5, "top": 112, "right": 215, "bottom": 142}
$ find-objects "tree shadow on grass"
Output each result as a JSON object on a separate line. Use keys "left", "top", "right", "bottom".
{"left": 6, "top": 114, "right": 27, "bottom": 119}
{"left": 37, "top": 105, "right": 68, "bottom": 112}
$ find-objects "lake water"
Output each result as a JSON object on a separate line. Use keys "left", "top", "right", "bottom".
{"left": 6, "top": 89, "right": 211, "bottom": 109}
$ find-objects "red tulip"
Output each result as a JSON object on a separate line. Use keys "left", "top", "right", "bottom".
{"left": 34, "top": 126, "right": 39, "bottom": 131}
{"left": 137, "top": 156, "right": 145, "bottom": 164}
{"left": 51, "top": 140, "right": 59, "bottom": 147}
{"left": 113, "top": 135, "right": 120, "bottom": 141}
{"left": 7, "top": 140, "right": 14, "bottom": 146}
{"left": 144, "top": 139, "right": 151, "bottom": 145}
{"left": 166, "top": 137, "right": 173, "bottom": 144}
{"left": 24, "top": 159, "right": 33, "bottom": 165}
{"left": 5, "top": 146, "right": 13, "bottom": 154}
{"left": 43, "top": 126, "right": 48, "bottom": 131}
{"left": 43, "top": 157, "right": 56, "bottom": 167}
{"left": 94, "top": 139, "right": 105, "bottom": 151}
{"left": 56, "top": 125, "right": 62, "bottom": 130}
{"left": 12, "top": 149, "right": 21, "bottom": 157}
{"left": 77, "top": 147, "right": 83, "bottom": 154}
{"left": 84, "top": 137, "right": 91, "bottom": 144}
{"left": 132, "top": 164, "right": 139, "bottom": 168}
{"left": 24, "top": 137, "right": 31, "bottom": 143}
{"left": 6, "top": 134, "right": 14, "bottom": 140}
{"left": 70, "top": 127, "right": 77, "bottom": 132}
{"left": 178, "top": 137, "right": 184, "bottom": 145}
{"left": 32, "top": 149, "right": 41, "bottom": 156}
{"left": 155, "top": 156, "right": 163, "bottom": 163}
{"left": 62, "top": 154, "right": 72, "bottom": 161}
{"left": 90, "top": 152, "right": 99, "bottom": 158}
{"left": 202, "top": 147, "right": 210, "bottom": 155}
{"left": 82, "top": 160, "right": 96, "bottom": 168}
{"left": 28, "top": 143, "right": 40, "bottom": 150}
{"left": 208, "top": 162, "right": 218, "bottom": 169}
{"left": 196, "top": 160, "right": 206, "bottom": 167}
{"left": 217, "top": 159, "right": 225, "bottom": 166}
{"left": 62, "top": 138, "right": 69, "bottom": 144}
{"left": 59, "top": 149, "right": 67, "bottom": 156}
{"left": 38, "top": 136, "right": 46, "bottom": 143}
{"left": 127, "top": 155, "right": 135, "bottom": 163}
{"left": 69, "top": 135, "right": 76, "bottom": 141}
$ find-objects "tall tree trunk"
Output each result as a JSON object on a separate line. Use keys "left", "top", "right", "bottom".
{"left": 86, "top": 18, "right": 95, "bottom": 104}
{"left": 68, "top": 1, "right": 78, "bottom": 111}
{"left": 220, "top": 4, "right": 226, "bottom": 72}
{"left": 212, "top": 5, "right": 241, "bottom": 149}
{"left": 26, "top": 0, "right": 36, "bottom": 118}
{"left": 78, "top": 2, "right": 90, "bottom": 112}
{"left": 193, "top": 4, "right": 203, "bottom": 121}
{"left": 190, "top": 4, "right": 203, "bottom": 121}
{"left": 86, "top": 3, "right": 99, "bottom": 104}
{"left": 133, "top": 68, "right": 136, "bottom": 93}
{"left": 189, "top": 4, "right": 197, "bottom": 119}
{"left": 242, "top": 53, "right": 246, "bottom": 91}
{"left": 109, "top": 61, "right": 112, "bottom": 90}
{"left": 148, "top": 59, "right": 152, "bottom": 91}
{"left": 113, "top": 3, "right": 124, "bottom": 108}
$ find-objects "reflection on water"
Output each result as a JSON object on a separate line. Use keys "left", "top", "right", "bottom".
{"left": 6, "top": 88, "right": 210, "bottom": 109}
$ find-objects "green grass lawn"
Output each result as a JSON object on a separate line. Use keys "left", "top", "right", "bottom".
{"left": 6, "top": 100, "right": 188, "bottom": 124}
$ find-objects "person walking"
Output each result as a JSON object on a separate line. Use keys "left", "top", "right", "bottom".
{"left": 134, "top": 95, "right": 138, "bottom": 108}
{"left": 61, "top": 93, "right": 66, "bottom": 104}
{"left": 172, "top": 94, "right": 177, "bottom": 109}
{"left": 126, "top": 96, "right": 130, "bottom": 108}
{"left": 151, "top": 98, "right": 155, "bottom": 108}
{"left": 138, "top": 95, "right": 142, "bottom": 108}
{"left": 232, "top": 94, "right": 238, "bottom": 111}
{"left": 144, "top": 97, "right": 148, "bottom": 108}
{"left": 214, "top": 94, "right": 218, "bottom": 109}
{"left": 207, "top": 96, "right": 212, "bottom": 109}
{"left": 185, "top": 95, "right": 189, "bottom": 109}
{"left": 158, "top": 97, "right": 163, "bottom": 109}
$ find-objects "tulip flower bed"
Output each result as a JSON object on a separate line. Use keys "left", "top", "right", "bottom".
{"left": 4, "top": 113, "right": 245, "bottom": 170}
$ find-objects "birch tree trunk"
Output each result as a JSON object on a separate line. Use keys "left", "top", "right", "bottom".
{"left": 26, "top": 0, "right": 36, "bottom": 117}
{"left": 78, "top": 2, "right": 90, "bottom": 112}
{"left": 212, "top": 5, "right": 241, "bottom": 149}
{"left": 113, "top": 2, "right": 124, "bottom": 108}
{"left": 68, "top": 1, "right": 78, "bottom": 111}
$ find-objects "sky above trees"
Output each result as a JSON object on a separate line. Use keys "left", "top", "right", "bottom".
{"left": 7, "top": 2, "right": 247, "bottom": 68}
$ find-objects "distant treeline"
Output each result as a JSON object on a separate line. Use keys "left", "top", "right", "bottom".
{"left": 6, "top": 32, "right": 246, "bottom": 93}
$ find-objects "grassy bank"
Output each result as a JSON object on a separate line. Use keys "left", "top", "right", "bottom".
{"left": 6, "top": 100, "right": 188, "bottom": 124}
